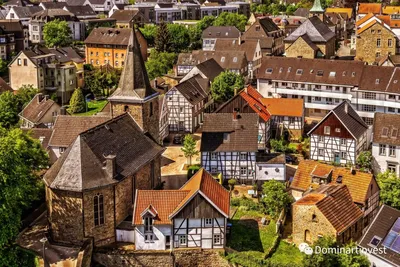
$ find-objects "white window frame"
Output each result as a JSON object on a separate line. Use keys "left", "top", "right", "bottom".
{"left": 213, "top": 234, "right": 221, "bottom": 245}
{"left": 205, "top": 218, "right": 212, "bottom": 226}
{"left": 179, "top": 235, "right": 187, "bottom": 245}
{"left": 379, "top": 144, "right": 386, "bottom": 155}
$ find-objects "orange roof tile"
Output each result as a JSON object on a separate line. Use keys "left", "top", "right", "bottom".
{"left": 382, "top": 6, "right": 400, "bottom": 15}
{"left": 356, "top": 13, "right": 375, "bottom": 27}
{"left": 358, "top": 3, "right": 382, "bottom": 15}
{"left": 326, "top": 7, "right": 353, "bottom": 18}
{"left": 133, "top": 190, "right": 189, "bottom": 225}
{"left": 240, "top": 86, "right": 271, "bottom": 122}
{"left": 261, "top": 98, "right": 304, "bottom": 117}
{"left": 311, "top": 164, "right": 334, "bottom": 177}
{"left": 290, "top": 161, "right": 374, "bottom": 204}
{"left": 133, "top": 168, "right": 230, "bottom": 225}
{"left": 377, "top": 15, "right": 391, "bottom": 26}
{"left": 295, "top": 193, "right": 325, "bottom": 205}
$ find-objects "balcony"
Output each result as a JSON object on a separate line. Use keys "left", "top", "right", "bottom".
{"left": 305, "top": 102, "right": 338, "bottom": 110}
{"left": 275, "top": 87, "right": 352, "bottom": 100}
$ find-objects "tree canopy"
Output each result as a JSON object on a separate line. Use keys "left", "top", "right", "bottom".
{"left": 213, "top": 12, "right": 248, "bottom": 32}
{"left": 140, "top": 24, "right": 158, "bottom": 47}
{"left": 211, "top": 71, "right": 245, "bottom": 103}
{"left": 167, "top": 24, "right": 191, "bottom": 53}
{"left": 145, "top": 50, "right": 177, "bottom": 80}
{"left": 68, "top": 88, "right": 86, "bottom": 114}
{"left": 181, "top": 134, "right": 199, "bottom": 165}
{"left": 0, "top": 127, "right": 48, "bottom": 266}
{"left": 261, "top": 180, "right": 292, "bottom": 218}
{"left": 377, "top": 171, "right": 400, "bottom": 209}
{"left": 356, "top": 151, "right": 373, "bottom": 171}
{"left": 155, "top": 21, "right": 170, "bottom": 52}
{"left": 43, "top": 19, "right": 72, "bottom": 48}
{"left": 303, "top": 237, "right": 369, "bottom": 267}
{"left": 0, "top": 92, "right": 20, "bottom": 129}
{"left": 84, "top": 66, "right": 121, "bottom": 97}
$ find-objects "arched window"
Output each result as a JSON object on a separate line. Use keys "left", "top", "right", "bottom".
{"left": 94, "top": 194, "right": 104, "bottom": 226}
{"left": 149, "top": 102, "right": 153, "bottom": 117}
{"left": 124, "top": 105, "right": 129, "bottom": 112}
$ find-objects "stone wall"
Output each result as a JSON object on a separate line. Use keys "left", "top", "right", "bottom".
{"left": 285, "top": 38, "right": 316, "bottom": 59}
{"left": 292, "top": 204, "right": 337, "bottom": 245}
{"left": 83, "top": 186, "right": 116, "bottom": 246}
{"left": 174, "top": 249, "right": 229, "bottom": 267}
{"left": 135, "top": 161, "right": 153, "bottom": 190}
{"left": 356, "top": 22, "right": 396, "bottom": 64}
{"left": 115, "top": 176, "right": 133, "bottom": 225}
{"left": 47, "top": 188, "right": 85, "bottom": 245}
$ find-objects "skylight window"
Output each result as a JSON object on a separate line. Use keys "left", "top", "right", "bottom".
{"left": 296, "top": 69, "right": 303, "bottom": 75}
{"left": 233, "top": 57, "right": 237, "bottom": 62}
{"left": 221, "top": 57, "right": 225, "bottom": 62}
{"left": 288, "top": 67, "right": 292, "bottom": 73}
{"left": 352, "top": 72, "right": 356, "bottom": 77}
{"left": 382, "top": 218, "right": 400, "bottom": 253}
{"left": 382, "top": 127, "right": 389, "bottom": 137}
{"left": 279, "top": 67, "right": 283, "bottom": 73}
{"left": 342, "top": 71, "right": 347, "bottom": 76}
{"left": 329, "top": 71, "right": 336, "bottom": 77}
{"left": 376, "top": 79, "right": 380, "bottom": 84}
{"left": 266, "top": 68, "right": 273, "bottom": 74}
{"left": 310, "top": 69, "right": 314, "bottom": 74}
{"left": 368, "top": 236, "right": 382, "bottom": 248}
{"left": 392, "top": 128, "right": 398, "bottom": 138}
{"left": 316, "top": 70, "right": 324, "bottom": 76}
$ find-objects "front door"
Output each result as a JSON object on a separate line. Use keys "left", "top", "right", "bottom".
{"left": 179, "top": 121, "right": 184, "bottom": 132}
{"left": 334, "top": 152, "right": 340, "bottom": 164}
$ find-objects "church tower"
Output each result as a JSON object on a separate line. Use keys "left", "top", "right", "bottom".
{"left": 108, "top": 29, "right": 160, "bottom": 142}
{"left": 309, "top": 0, "right": 325, "bottom": 21}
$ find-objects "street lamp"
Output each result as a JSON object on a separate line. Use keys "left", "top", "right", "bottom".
{"left": 40, "top": 237, "right": 47, "bottom": 267}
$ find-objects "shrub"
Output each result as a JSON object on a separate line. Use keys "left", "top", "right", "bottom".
{"left": 187, "top": 165, "right": 201, "bottom": 180}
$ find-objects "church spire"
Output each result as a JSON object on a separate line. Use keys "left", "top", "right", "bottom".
{"left": 109, "top": 29, "right": 157, "bottom": 102}
{"left": 310, "top": 0, "right": 324, "bottom": 13}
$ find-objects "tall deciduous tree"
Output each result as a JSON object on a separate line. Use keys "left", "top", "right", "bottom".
{"left": 261, "top": 180, "right": 292, "bottom": 218}
{"left": 145, "top": 50, "right": 177, "bottom": 80}
{"left": 213, "top": 12, "right": 248, "bottom": 32}
{"left": 0, "top": 92, "right": 20, "bottom": 128}
{"left": 211, "top": 71, "right": 244, "bottom": 103}
{"left": 167, "top": 24, "right": 190, "bottom": 53}
{"left": 155, "top": 21, "right": 170, "bottom": 52}
{"left": 16, "top": 85, "right": 39, "bottom": 109}
{"left": 181, "top": 134, "right": 199, "bottom": 165}
{"left": 68, "top": 88, "right": 86, "bottom": 114}
{"left": 356, "top": 151, "right": 373, "bottom": 170}
{"left": 43, "top": 19, "right": 72, "bottom": 48}
{"left": 0, "top": 127, "right": 48, "bottom": 266}
{"left": 377, "top": 171, "right": 400, "bottom": 209}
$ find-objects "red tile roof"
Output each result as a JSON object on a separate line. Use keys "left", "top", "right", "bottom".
{"left": 239, "top": 85, "right": 271, "bottom": 122}
{"left": 358, "top": 3, "right": 382, "bottom": 15}
{"left": 133, "top": 168, "right": 230, "bottom": 225}
{"left": 261, "top": 98, "right": 304, "bottom": 117}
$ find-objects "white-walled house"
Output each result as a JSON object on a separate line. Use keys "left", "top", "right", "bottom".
{"left": 255, "top": 153, "right": 286, "bottom": 182}
{"left": 133, "top": 168, "right": 230, "bottom": 250}
{"left": 308, "top": 101, "right": 369, "bottom": 166}
{"left": 372, "top": 113, "right": 400, "bottom": 177}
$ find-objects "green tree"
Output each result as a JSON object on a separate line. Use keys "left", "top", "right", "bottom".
{"left": 140, "top": 24, "right": 158, "bottom": 47}
{"left": 211, "top": 71, "right": 244, "bottom": 103}
{"left": 16, "top": 85, "right": 39, "bottom": 109}
{"left": 286, "top": 5, "right": 297, "bottom": 15}
{"left": 261, "top": 180, "right": 292, "bottom": 218}
{"left": 167, "top": 24, "right": 190, "bottom": 53}
{"left": 0, "top": 92, "right": 19, "bottom": 128}
{"left": 181, "top": 134, "right": 199, "bottom": 165}
{"left": 84, "top": 67, "right": 121, "bottom": 97}
{"left": 128, "top": 0, "right": 135, "bottom": 4}
{"left": 68, "top": 88, "right": 86, "bottom": 114}
{"left": 303, "top": 237, "right": 369, "bottom": 267}
{"left": 198, "top": 15, "right": 216, "bottom": 31}
{"left": 0, "top": 127, "right": 48, "bottom": 266}
{"left": 145, "top": 50, "right": 177, "bottom": 80}
{"left": 0, "top": 58, "right": 8, "bottom": 76}
{"left": 356, "top": 151, "right": 373, "bottom": 170}
{"left": 377, "top": 171, "right": 400, "bottom": 209}
{"left": 155, "top": 21, "right": 170, "bottom": 52}
{"left": 213, "top": 12, "right": 248, "bottom": 32}
{"left": 43, "top": 19, "right": 72, "bottom": 48}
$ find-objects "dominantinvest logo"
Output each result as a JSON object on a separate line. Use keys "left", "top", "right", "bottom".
{"left": 298, "top": 243, "right": 387, "bottom": 255}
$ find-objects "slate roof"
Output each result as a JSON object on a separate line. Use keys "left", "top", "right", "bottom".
{"left": 256, "top": 152, "right": 286, "bottom": 164}
{"left": 202, "top": 26, "right": 241, "bottom": 39}
{"left": 214, "top": 39, "right": 259, "bottom": 61}
{"left": 5, "top": 0, "right": 33, "bottom": 7}
{"left": 284, "top": 16, "right": 335, "bottom": 43}
{"left": 201, "top": 113, "right": 259, "bottom": 152}
{"left": 373, "top": 113, "right": 400, "bottom": 146}
{"left": 133, "top": 168, "right": 230, "bottom": 225}
{"left": 261, "top": 98, "right": 304, "bottom": 117}
{"left": 0, "top": 19, "right": 23, "bottom": 32}
{"left": 48, "top": 115, "right": 110, "bottom": 147}
{"left": 290, "top": 160, "right": 375, "bottom": 205}
{"left": 44, "top": 113, "right": 164, "bottom": 192}
{"left": 174, "top": 74, "right": 208, "bottom": 105}
{"left": 0, "top": 77, "right": 12, "bottom": 92}
{"left": 294, "top": 7, "right": 310, "bottom": 18}
{"left": 359, "top": 205, "right": 400, "bottom": 266}
{"left": 195, "top": 58, "right": 224, "bottom": 82}
{"left": 40, "top": 2, "right": 67, "bottom": 9}
{"left": 84, "top": 27, "right": 132, "bottom": 45}
{"left": 12, "top": 6, "right": 43, "bottom": 18}
{"left": 109, "top": 28, "right": 157, "bottom": 102}
{"left": 64, "top": 5, "right": 96, "bottom": 17}
{"left": 177, "top": 50, "right": 248, "bottom": 71}
{"left": 110, "top": 9, "right": 140, "bottom": 23}
{"left": 19, "top": 94, "right": 59, "bottom": 124}
{"left": 308, "top": 101, "right": 368, "bottom": 139}
{"left": 65, "top": 0, "right": 86, "bottom": 6}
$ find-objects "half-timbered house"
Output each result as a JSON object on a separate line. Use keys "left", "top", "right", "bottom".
{"left": 201, "top": 112, "right": 259, "bottom": 183}
{"left": 290, "top": 160, "right": 380, "bottom": 227}
{"left": 308, "top": 101, "right": 368, "bottom": 165}
{"left": 261, "top": 98, "right": 304, "bottom": 141}
{"left": 215, "top": 85, "right": 271, "bottom": 149}
{"left": 133, "top": 168, "right": 230, "bottom": 250}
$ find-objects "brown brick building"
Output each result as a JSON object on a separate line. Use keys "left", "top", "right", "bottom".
{"left": 43, "top": 113, "right": 164, "bottom": 247}
{"left": 84, "top": 27, "right": 147, "bottom": 68}
{"left": 292, "top": 184, "right": 364, "bottom": 245}
{"left": 355, "top": 18, "right": 397, "bottom": 64}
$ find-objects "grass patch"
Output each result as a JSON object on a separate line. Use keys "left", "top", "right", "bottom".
{"left": 270, "top": 240, "right": 303, "bottom": 266}
{"left": 73, "top": 100, "right": 108, "bottom": 116}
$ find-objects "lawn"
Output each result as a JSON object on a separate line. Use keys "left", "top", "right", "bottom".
{"left": 270, "top": 240, "right": 303, "bottom": 266}
{"left": 73, "top": 100, "right": 108, "bottom": 116}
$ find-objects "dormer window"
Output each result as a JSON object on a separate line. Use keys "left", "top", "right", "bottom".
{"left": 223, "top": 133, "right": 230, "bottom": 143}
{"left": 266, "top": 68, "right": 273, "bottom": 74}
{"left": 375, "top": 79, "right": 380, "bottom": 84}
{"left": 144, "top": 217, "right": 153, "bottom": 232}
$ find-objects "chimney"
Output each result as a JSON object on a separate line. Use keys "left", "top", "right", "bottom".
{"left": 344, "top": 102, "right": 348, "bottom": 113}
{"left": 104, "top": 154, "right": 116, "bottom": 178}
{"left": 37, "top": 93, "right": 44, "bottom": 103}
{"left": 234, "top": 87, "right": 238, "bottom": 95}
{"left": 233, "top": 111, "right": 238, "bottom": 121}
{"left": 60, "top": 106, "right": 67, "bottom": 115}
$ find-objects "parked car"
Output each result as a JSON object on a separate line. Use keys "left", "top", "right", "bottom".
{"left": 173, "top": 134, "right": 184, "bottom": 144}
{"left": 286, "top": 155, "right": 294, "bottom": 164}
